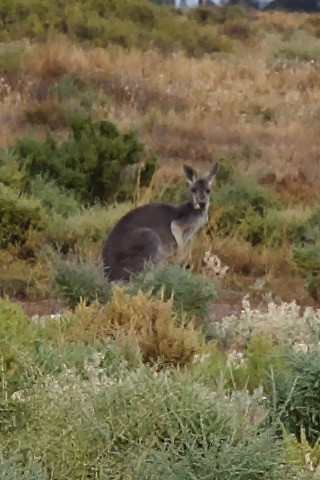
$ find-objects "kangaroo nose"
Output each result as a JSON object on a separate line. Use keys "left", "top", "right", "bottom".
{"left": 199, "top": 201, "right": 206, "bottom": 208}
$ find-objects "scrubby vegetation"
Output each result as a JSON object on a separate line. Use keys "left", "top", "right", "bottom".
{"left": 1, "top": 294, "right": 320, "bottom": 478}
{"left": 1, "top": 0, "right": 320, "bottom": 477}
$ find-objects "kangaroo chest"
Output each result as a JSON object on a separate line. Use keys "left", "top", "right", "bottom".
{"left": 170, "top": 212, "right": 208, "bottom": 250}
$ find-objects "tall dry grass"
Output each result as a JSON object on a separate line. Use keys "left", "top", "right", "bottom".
{"left": 0, "top": 33, "right": 319, "bottom": 199}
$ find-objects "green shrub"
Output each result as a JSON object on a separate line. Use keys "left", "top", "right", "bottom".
{"left": 36, "top": 202, "right": 132, "bottom": 253}
{"left": 236, "top": 208, "right": 300, "bottom": 248}
{"left": 275, "top": 30, "right": 320, "bottom": 61}
{"left": 0, "top": 0, "right": 235, "bottom": 57}
{"left": 189, "top": 5, "right": 227, "bottom": 25}
{"left": 293, "top": 206, "right": 320, "bottom": 245}
{"left": 293, "top": 243, "right": 320, "bottom": 272}
{"left": 190, "top": 336, "right": 290, "bottom": 395}
{"left": 31, "top": 340, "right": 130, "bottom": 381}
{"left": 53, "top": 256, "right": 111, "bottom": 308}
{"left": 0, "top": 299, "right": 38, "bottom": 389}
{"left": 128, "top": 263, "right": 219, "bottom": 321}
{"left": 291, "top": 207, "right": 320, "bottom": 298}
{"left": 189, "top": 4, "right": 246, "bottom": 26}
{"left": 0, "top": 152, "right": 24, "bottom": 190}
{"left": 0, "top": 183, "right": 47, "bottom": 248}
{"left": 0, "top": 250, "right": 53, "bottom": 299}
{"left": 210, "top": 177, "right": 287, "bottom": 246}
{"left": 7, "top": 116, "right": 156, "bottom": 204}
{"left": 0, "top": 363, "right": 285, "bottom": 480}
{"left": 51, "top": 72, "right": 110, "bottom": 110}
{"left": 274, "top": 349, "right": 320, "bottom": 447}
{"left": 0, "top": 457, "right": 46, "bottom": 479}
{"left": 29, "top": 175, "right": 80, "bottom": 217}
{"left": 0, "top": 40, "right": 28, "bottom": 72}
{"left": 229, "top": 336, "right": 290, "bottom": 393}
{"left": 292, "top": 243, "right": 320, "bottom": 300}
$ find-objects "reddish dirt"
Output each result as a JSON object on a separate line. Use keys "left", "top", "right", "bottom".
{"left": 15, "top": 291, "right": 267, "bottom": 323}
{"left": 209, "top": 292, "right": 267, "bottom": 323}
{"left": 16, "top": 298, "right": 63, "bottom": 318}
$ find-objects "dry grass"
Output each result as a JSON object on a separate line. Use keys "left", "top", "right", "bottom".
{"left": 254, "top": 9, "right": 306, "bottom": 32}
{"left": 0, "top": 33, "right": 319, "bottom": 198}
{"left": 66, "top": 286, "right": 205, "bottom": 367}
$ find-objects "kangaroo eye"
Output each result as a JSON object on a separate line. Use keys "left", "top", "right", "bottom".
{"left": 191, "top": 187, "right": 196, "bottom": 193}
{"left": 206, "top": 189, "right": 210, "bottom": 194}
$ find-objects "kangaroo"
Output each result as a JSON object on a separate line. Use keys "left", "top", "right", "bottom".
{"left": 102, "top": 163, "right": 219, "bottom": 281}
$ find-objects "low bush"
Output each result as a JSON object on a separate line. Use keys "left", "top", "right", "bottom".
{"left": 209, "top": 177, "right": 283, "bottom": 246}
{"left": 6, "top": 116, "right": 156, "bottom": 204}
{"left": 54, "top": 256, "right": 111, "bottom": 308}
{"left": 0, "top": 299, "right": 38, "bottom": 390}
{"left": 128, "top": 263, "right": 219, "bottom": 321}
{"left": 36, "top": 202, "right": 132, "bottom": 253}
{"left": 52, "top": 72, "right": 110, "bottom": 110}
{"left": 31, "top": 340, "right": 130, "bottom": 381}
{"left": 0, "top": 359, "right": 286, "bottom": 480}
{"left": 293, "top": 205, "right": 320, "bottom": 245}
{"left": 228, "top": 336, "right": 290, "bottom": 393}
{"left": 274, "top": 348, "right": 320, "bottom": 447}
{"left": 0, "top": 182, "right": 47, "bottom": 248}
{"left": 292, "top": 243, "right": 320, "bottom": 300}
{"left": 67, "top": 286, "right": 204, "bottom": 367}
{"left": 0, "top": 40, "right": 29, "bottom": 72}
{"left": 275, "top": 30, "right": 320, "bottom": 61}
{"left": 210, "top": 295, "right": 320, "bottom": 348}
{"left": 189, "top": 4, "right": 247, "bottom": 26}
{"left": 0, "top": 0, "right": 234, "bottom": 57}
{"left": 190, "top": 335, "right": 290, "bottom": 394}
{"left": 0, "top": 249, "right": 53, "bottom": 299}
{"left": 0, "top": 152, "right": 24, "bottom": 191}
{"left": 28, "top": 175, "right": 80, "bottom": 217}
{"left": 222, "top": 19, "right": 253, "bottom": 40}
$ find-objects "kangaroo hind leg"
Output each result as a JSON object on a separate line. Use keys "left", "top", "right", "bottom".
{"left": 114, "top": 228, "right": 162, "bottom": 279}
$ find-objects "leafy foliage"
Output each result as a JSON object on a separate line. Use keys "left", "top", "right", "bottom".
{"left": 0, "top": 182, "right": 47, "bottom": 248}
{"left": 274, "top": 349, "right": 320, "bottom": 447}
{"left": 0, "top": 356, "right": 285, "bottom": 480}
{"left": 0, "top": 299, "right": 38, "bottom": 389}
{"left": 128, "top": 263, "right": 219, "bottom": 321}
{"left": 293, "top": 244, "right": 320, "bottom": 300}
{"left": 294, "top": 206, "right": 320, "bottom": 245}
{"left": 29, "top": 175, "right": 80, "bottom": 217}
{"left": 8, "top": 116, "right": 156, "bottom": 203}
{"left": 0, "top": 249, "right": 52, "bottom": 299}
{"left": 0, "top": 0, "right": 234, "bottom": 56}
{"left": 54, "top": 256, "right": 111, "bottom": 308}
{"left": 210, "top": 177, "right": 284, "bottom": 246}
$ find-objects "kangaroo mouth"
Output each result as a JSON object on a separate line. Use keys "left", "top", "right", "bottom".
{"left": 194, "top": 202, "right": 206, "bottom": 211}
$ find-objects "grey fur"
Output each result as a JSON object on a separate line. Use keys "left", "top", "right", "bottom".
{"left": 102, "top": 163, "right": 219, "bottom": 281}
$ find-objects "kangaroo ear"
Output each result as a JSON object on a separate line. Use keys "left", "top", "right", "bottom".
{"left": 183, "top": 164, "right": 197, "bottom": 184}
{"left": 206, "top": 163, "right": 219, "bottom": 186}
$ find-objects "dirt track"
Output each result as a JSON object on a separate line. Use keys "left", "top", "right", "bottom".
{"left": 16, "top": 292, "right": 267, "bottom": 323}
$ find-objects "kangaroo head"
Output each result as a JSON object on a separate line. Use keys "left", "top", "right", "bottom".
{"left": 183, "top": 163, "right": 219, "bottom": 211}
